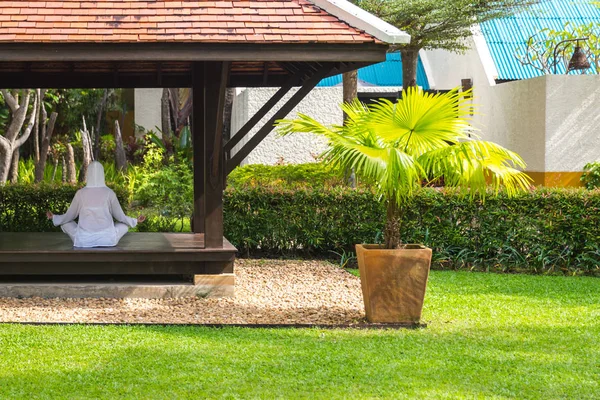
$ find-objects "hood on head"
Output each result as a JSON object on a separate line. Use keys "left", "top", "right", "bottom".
{"left": 86, "top": 161, "right": 106, "bottom": 187}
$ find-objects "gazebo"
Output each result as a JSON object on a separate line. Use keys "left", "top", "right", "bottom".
{"left": 0, "top": 0, "right": 408, "bottom": 298}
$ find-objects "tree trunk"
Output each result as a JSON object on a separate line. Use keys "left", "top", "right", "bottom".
{"left": 0, "top": 89, "right": 36, "bottom": 185}
{"left": 34, "top": 111, "right": 58, "bottom": 183}
{"left": 9, "top": 150, "right": 19, "bottom": 184}
{"left": 33, "top": 89, "right": 43, "bottom": 163}
{"left": 342, "top": 70, "right": 358, "bottom": 119}
{"left": 342, "top": 70, "right": 358, "bottom": 188}
{"left": 61, "top": 155, "right": 66, "bottom": 183}
{"left": 79, "top": 117, "right": 92, "bottom": 183}
{"left": 94, "top": 89, "right": 109, "bottom": 160}
{"left": 222, "top": 88, "right": 235, "bottom": 143}
{"left": 114, "top": 120, "right": 127, "bottom": 172}
{"left": 401, "top": 48, "right": 419, "bottom": 89}
{"left": 161, "top": 88, "right": 171, "bottom": 137}
{"left": 384, "top": 200, "right": 402, "bottom": 249}
{"left": 0, "top": 140, "right": 13, "bottom": 184}
{"left": 51, "top": 157, "right": 58, "bottom": 182}
{"left": 66, "top": 143, "right": 77, "bottom": 183}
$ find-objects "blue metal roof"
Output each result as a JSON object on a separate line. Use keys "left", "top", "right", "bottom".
{"left": 480, "top": 0, "right": 600, "bottom": 80}
{"left": 317, "top": 53, "right": 430, "bottom": 89}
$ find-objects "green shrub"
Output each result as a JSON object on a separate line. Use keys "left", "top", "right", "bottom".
{"left": 0, "top": 184, "right": 130, "bottom": 232}
{"left": 133, "top": 143, "right": 193, "bottom": 221}
{"left": 224, "top": 187, "right": 384, "bottom": 255}
{"left": 224, "top": 186, "right": 600, "bottom": 276}
{"left": 581, "top": 161, "right": 600, "bottom": 189}
{"left": 3, "top": 183, "right": 600, "bottom": 276}
{"left": 228, "top": 163, "right": 347, "bottom": 189}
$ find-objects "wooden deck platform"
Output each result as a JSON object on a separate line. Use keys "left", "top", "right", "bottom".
{"left": 0, "top": 233, "right": 236, "bottom": 276}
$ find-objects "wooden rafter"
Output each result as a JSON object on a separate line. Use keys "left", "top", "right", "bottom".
{"left": 223, "top": 71, "right": 309, "bottom": 154}
{"left": 225, "top": 63, "right": 338, "bottom": 174}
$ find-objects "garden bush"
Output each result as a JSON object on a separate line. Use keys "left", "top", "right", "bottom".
{"left": 581, "top": 161, "right": 600, "bottom": 189}
{"left": 228, "top": 163, "right": 349, "bottom": 189}
{"left": 0, "top": 184, "right": 129, "bottom": 232}
{"left": 3, "top": 182, "right": 600, "bottom": 276}
{"left": 225, "top": 186, "right": 600, "bottom": 276}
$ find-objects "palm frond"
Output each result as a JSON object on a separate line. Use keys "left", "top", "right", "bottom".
{"left": 276, "top": 85, "right": 530, "bottom": 211}
{"left": 366, "top": 87, "right": 474, "bottom": 157}
{"left": 418, "top": 140, "right": 531, "bottom": 197}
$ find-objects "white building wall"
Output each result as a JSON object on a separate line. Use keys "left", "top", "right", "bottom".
{"left": 544, "top": 75, "right": 600, "bottom": 172}
{"left": 478, "top": 75, "right": 600, "bottom": 174}
{"left": 482, "top": 77, "right": 547, "bottom": 172}
{"left": 230, "top": 86, "right": 402, "bottom": 165}
{"left": 134, "top": 88, "right": 163, "bottom": 137}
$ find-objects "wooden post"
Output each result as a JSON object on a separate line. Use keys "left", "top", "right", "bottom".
{"left": 204, "top": 61, "right": 229, "bottom": 248}
{"left": 192, "top": 62, "right": 206, "bottom": 234}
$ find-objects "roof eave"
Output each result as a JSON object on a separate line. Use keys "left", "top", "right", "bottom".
{"left": 309, "top": 0, "right": 411, "bottom": 45}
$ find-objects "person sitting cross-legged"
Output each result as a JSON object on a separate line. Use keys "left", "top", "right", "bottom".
{"left": 46, "top": 161, "right": 145, "bottom": 248}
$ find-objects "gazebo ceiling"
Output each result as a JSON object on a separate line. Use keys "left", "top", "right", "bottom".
{"left": 0, "top": 59, "right": 369, "bottom": 88}
{"left": 0, "top": 0, "right": 407, "bottom": 88}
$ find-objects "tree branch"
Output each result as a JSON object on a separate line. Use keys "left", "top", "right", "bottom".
{"left": 0, "top": 89, "right": 18, "bottom": 112}
{"left": 14, "top": 92, "right": 39, "bottom": 149}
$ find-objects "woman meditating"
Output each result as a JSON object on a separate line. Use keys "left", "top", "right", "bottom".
{"left": 46, "top": 161, "right": 145, "bottom": 248}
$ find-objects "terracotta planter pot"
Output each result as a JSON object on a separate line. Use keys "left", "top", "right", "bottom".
{"left": 356, "top": 244, "right": 432, "bottom": 323}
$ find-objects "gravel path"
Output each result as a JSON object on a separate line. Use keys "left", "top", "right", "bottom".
{"left": 0, "top": 260, "right": 365, "bottom": 324}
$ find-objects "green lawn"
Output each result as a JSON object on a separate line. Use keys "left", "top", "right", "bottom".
{"left": 0, "top": 271, "right": 598, "bottom": 399}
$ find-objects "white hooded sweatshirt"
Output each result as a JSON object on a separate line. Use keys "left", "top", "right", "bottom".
{"left": 52, "top": 161, "right": 137, "bottom": 247}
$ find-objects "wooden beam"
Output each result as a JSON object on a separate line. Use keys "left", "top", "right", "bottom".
{"left": 0, "top": 43, "right": 388, "bottom": 63}
{"left": 224, "top": 72, "right": 303, "bottom": 153}
{"left": 192, "top": 62, "right": 206, "bottom": 235}
{"left": 226, "top": 63, "right": 337, "bottom": 174}
{"left": 0, "top": 71, "right": 316, "bottom": 89}
{"left": 0, "top": 72, "right": 192, "bottom": 89}
{"left": 204, "top": 61, "right": 229, "bottom": 248}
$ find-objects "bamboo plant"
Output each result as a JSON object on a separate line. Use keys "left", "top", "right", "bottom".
{"left": 276, "top": 87, "right": 532, "bottom": 249}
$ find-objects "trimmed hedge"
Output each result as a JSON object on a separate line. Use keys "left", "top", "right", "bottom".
{"left": 0, "top": 184, "right": 130, "bottom": 232}
{"left": 3, "top": 184, "right": 600, "bottom": 275}
{"left": 225, "top": 187, "right": 384, "bottom": 256}
{"left": 225, "top": 187, "right": 600, "bottom": 276}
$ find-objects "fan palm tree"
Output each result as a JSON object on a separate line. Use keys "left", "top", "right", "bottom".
{"left": 276, "top": 87, "right": 532, "bottom": 249}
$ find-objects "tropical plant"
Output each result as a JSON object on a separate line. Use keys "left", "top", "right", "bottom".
{"left": 276, "top": 87, "right": 532, "bottom": 249}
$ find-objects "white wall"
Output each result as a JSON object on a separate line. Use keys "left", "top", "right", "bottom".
{"left": 134, "top": 88, "right": 163, "bottom": 137}
{"left": 479, "top": 75, "right": 600, "bottom": 173}
{"left": 544, "top": 75, "right": 600, "bottom": 172}
{"left": 230, "top": 86, "right": 402, "bottom": 165}
{"left": 480, "top": 77, "right": 547, "bottom": 171}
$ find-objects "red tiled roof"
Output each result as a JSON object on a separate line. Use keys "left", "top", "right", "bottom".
{"left": 0, "top": 0, "right": 378, "bottom": 43}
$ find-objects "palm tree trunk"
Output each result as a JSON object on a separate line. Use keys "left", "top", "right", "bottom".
{"left": 384, "top": 200, "right": 402, "bottom": 249}
{"left": 343, "top": 70, "right": 358, "bottom": 188}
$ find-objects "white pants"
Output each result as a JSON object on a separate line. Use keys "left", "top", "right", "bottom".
{"left": 61, "top": 222, "right": 129, "bottom": 247}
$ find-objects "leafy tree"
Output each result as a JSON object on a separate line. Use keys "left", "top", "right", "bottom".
{"left": 516, "top": 21, "right": 600, "bottom": 74}
{"left": 352, "top": 0, "right": 539, "bottom": 87}
{"left": 277, "top": 88, "right": 531, "bottom": 249}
